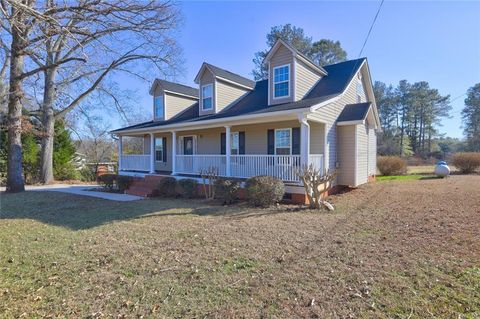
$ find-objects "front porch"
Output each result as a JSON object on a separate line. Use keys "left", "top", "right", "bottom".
{"left": 117, "top": 118, "right": 327, "bottom": 184}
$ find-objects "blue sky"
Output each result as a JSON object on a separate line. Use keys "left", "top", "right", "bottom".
{"left": 125, "top": 1, "right": 480, "bottom": 138}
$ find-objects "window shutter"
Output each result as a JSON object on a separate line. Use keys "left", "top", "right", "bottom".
{"left": 220, "top": 133, "right": 226, "bottom": 155}
{"left": 239, "top": 132, "right": 245, "bottom": 155}
{"left": 292, "top": 127, "right": 300, "bottom": 155}
{"left": 162, "top": 137, "right": 167, "bottom": 162}
{"left": 267, "top": 129, "right": 274, "bottom": 155}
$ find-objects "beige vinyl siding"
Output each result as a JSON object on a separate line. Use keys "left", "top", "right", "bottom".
{"left": 311, "top": 66, "right": 361, "bottom": 174}
{"left": 216, "top": 79, "right": 249, "bottom": 112}
{"left": 337, "top": 125, "right": 356, "bottom": 186}
{"left": 295, "top": 60, "right": 321, "bottom": 100}
{"left": 356, "top": 75, "right": 367, "bottom": 103}
{"left": 175, "top": 120, "right": 326, "bottom": 156}
{"left": 356, "top": 124, "right": 368, "bottom": 185}
{"left": 368, "top": 126, "right": 377, "bottom": 176}
{"left": 309, "top": 121, "right": 325, "bottom": 155}
{"left": 164, "top": 93, "right": 197, "bottom": 120}
{"left": 199, "top": 70, "right": 216, "bottom": 116}
{"left": 269, "top": 44, "right": 294, "bottom": 105}
{"left": 143, "top": 134, "right": 150, "bottom": 154}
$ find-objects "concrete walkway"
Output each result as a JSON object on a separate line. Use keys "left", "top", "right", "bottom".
{"left": 1, "top": 184, "right": 144, "bottom": 202}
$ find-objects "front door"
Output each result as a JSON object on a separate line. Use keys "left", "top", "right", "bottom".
{"left": 183, "top": 136, "right": 194, "bottom": 155}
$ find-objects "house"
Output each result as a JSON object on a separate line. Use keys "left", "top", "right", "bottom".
{"left": 112, "top": 39, "right": 381, "bottom": 202}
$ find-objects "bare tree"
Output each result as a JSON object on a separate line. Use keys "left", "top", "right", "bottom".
{"left": 1, "top": 0, "right": 182, "bottom": 190}
{"left": 74, "top": 111, "right": 115, "bottom": 175}
{"left": 296, "top": 165, "right": 337, "bottom": 210}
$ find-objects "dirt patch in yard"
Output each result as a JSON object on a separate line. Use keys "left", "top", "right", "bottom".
{"left": 0, "top": 175, "right": 479, "bottom": 318}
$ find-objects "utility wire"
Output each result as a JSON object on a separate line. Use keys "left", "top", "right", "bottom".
{"left": 358, "top": 0, "right": 385, "bottom": 58}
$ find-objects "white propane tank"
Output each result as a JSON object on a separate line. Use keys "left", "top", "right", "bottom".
{"left": 434, "top": 161, "right": 450, "bottom": 178}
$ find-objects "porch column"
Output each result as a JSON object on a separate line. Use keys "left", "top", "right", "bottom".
{"left": 298, "top": 115, "right": 310, "bottom": 168}
{"left": 149, "top": 133, "right": 155, "bottom": 173}
{"left": 171, "top": 131, "right": 177, "bottom": 175}
{"left": 118, "top": 135, "right": 123, "bottom": 171}
{"left": 225, "top": 125, "right": 231, "bottom": 176}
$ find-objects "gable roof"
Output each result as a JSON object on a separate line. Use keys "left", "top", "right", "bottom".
{"left": 263, "top": 38, "right": 328, "bottom": 76}
{"left": 149, "top": 79, "right": 199, "bottom": 98}
{"left": 337, "top": 102, "right": 372, "bottom": 123}
{"left": 112, "top": 58, "right": 366, "bottom": 133}
{"left": 194, "top": 62, "right": 256, "bottom": 89}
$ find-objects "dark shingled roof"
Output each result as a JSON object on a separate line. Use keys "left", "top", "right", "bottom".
{"left": 204, "top": 63, "right": 256, "bottom": 89}
{"left": 156, "top": 79, "right": 199, "bottom": 98}
{"left": 112, "top": 58, "right": 366, "bottom": 133}
{"left": 337, "top": 102, "right": 372, "bottom": 122}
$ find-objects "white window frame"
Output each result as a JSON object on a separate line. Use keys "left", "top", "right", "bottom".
{"left": 201, "top": 84, "right": 213, "bottom": 111}
{"left": 155, "top": 137, "right": 164, "bottom": 162}
{"left": 230, "top": 132, "right": 239, "bottom": 155}
{"left": 154, "top": 95, "right": 164, "bottom": 119}
{"left": 272, "top": 64, "right": 290, "bottom": 99}
{"left": 274, "top": 128, "right": 292, "bottom": 155}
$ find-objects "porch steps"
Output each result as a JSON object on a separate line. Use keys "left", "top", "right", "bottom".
{"left": 126, "top": 175, "right": 164, "bottom": 197}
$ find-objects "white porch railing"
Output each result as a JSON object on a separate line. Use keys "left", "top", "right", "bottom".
{"left": 175, "top": 154, "right": 323, "bottom": 182}
{"left": 230, "top": 155, "right": 301, "bottom": 181}
{"left": 176, "top": 155, "right": 227, "bottom": 176}
{"left": 120, "top": 154, "right": 150, "bottom": 171}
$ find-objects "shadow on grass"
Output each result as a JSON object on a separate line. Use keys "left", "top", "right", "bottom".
{"left": 0, "top": 191, "right": 285, "bottom": 230}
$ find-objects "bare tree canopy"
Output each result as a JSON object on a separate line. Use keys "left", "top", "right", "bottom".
{"left": 1, "top": 0, "right": 183, "bottom": 189}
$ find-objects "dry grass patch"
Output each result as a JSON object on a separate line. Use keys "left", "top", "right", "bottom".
{"left": 1, "top": 175, "right": 479, "bottom": 318}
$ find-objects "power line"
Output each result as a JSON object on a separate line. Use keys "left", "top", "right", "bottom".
{"left": 358, "top": 0, "right": 385, "bottom": 58}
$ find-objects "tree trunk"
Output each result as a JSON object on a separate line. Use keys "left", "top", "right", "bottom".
{"left": 6, "top": 32, "right": 25, "bottom": 192}
{"left": 40, "top": 68, "right": 57, "bottom": 184}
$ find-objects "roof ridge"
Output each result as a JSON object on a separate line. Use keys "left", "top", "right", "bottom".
{"left": 204, "top": 62, "right": 255, "bottom": 86}
{"left": 323, "top": 57, "right": 366, "bottom": 68}
{"left": 156, "top": 79, "right": 198, "bottom": 91}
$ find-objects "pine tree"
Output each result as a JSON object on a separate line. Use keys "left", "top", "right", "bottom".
{"left": 462, "top": 83, "right": 480, "bottom": 151}
{"left": 53, "top": 120, "right": 77, "bottom": 180}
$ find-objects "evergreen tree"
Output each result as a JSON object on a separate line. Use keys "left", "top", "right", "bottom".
{"left": 22, "top": 132, "right": 39, "bottom": 183}
{"left": 53, "top": 120, "right": 77, "bottom": 180}
{"left": 462, "top": 83, "right": 480, "bottom": 151}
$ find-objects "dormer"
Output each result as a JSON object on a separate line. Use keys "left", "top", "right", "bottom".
{"left": 264, "top": 39, "right": 328, "bottom": 106}
{"left": 149, "top": 79, "right": 198, "bottom": 121}
{"left": 194, "top": 62, "right": 255, "bottom": 116}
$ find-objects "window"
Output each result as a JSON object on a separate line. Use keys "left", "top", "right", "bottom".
{"left": 155, "top": 137, "right": 163, "bottom": 161}
{"left": 356, "top": 75, "right": 364, "bottom": 103}
{"left": 273, "top": 65, "right": 290, "bottom": 98}
{"left": 154, "top": 96, "right": 164, "bottom": 118}
{"left": 202, "top": 84, "right": 213, "bottom": 110}
{"left": 275, "top": 128, "right": 291, "bottom": 155}
{"left": 231, "top": 132, "right": 239, "bottom": 155}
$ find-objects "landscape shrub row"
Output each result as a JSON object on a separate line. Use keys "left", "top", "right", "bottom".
{"left": 97, "top": 174, "right": 134, "bottom": 192}
{"left": 156, "top": 175, "right": 285, "bottom": 207}
{"left": 451, "top": 152, "right": 480, "bottom": 174}
{"left": 377, "top": 156, "right": 407, "bottom": 176}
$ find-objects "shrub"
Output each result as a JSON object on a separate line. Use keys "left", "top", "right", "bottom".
{"left": 177, "top": 178, "right": 198, "bottom": 198}
{"left": 117, "top": 175, "right": 134, "bottom": 192}
{"left": 215, "top": 178, "right": 240, "bottom": 204}
{"left": 451, "top": 152, "right": 480, "bottom": 174}
{"left": 79, "top": 167, "right": 96, "bottom": 182}
{"left": 377, "top": 156, "right": 407, "bottom": 176}
{"left": 157, "top": 177, "right": 177, "bottom": 197}
{"left": 245, "top": 175, "right": 284, "bottom": 207}
{"left": 97, "top": 173, "right": 116, "bottom": 190}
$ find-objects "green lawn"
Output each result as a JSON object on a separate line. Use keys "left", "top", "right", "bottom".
{"left": 376, "top": 174, "right": 440, "bottom": 181}
{"left": 1, "top": 176, "right": 479, "bottom": 318}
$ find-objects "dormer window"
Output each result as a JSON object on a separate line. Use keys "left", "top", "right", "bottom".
{"left": 202, "top": 84, "right": 213, "bottom": 110}
{"left": 273, "top": 64, "right": 290, "bottom": 98}
{"left": 154, "top": 96, "right": 164, "bottom": 118}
